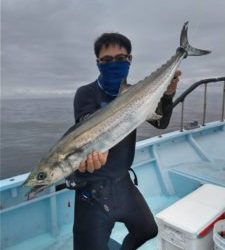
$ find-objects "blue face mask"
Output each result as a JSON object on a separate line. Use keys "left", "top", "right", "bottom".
{"left": 97, "top": 61, "right": 130, "bottom": 96}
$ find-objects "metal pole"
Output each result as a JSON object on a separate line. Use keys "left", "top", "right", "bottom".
{"left": 180, "top": 101, "right": 184, "bottom": 132}
{"left": 202, "top": 83, "right": 207, "bottom": 126}
{"left": 221, "top": 81, "right": 225, "bottom": 121}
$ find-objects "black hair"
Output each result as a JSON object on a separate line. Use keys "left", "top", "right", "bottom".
{"left": 94, "top": 33, "right": 132, "bottom": 57}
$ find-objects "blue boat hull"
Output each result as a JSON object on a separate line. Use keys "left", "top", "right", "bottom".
{"left": 1, "top": 121, "right": 225, "bottom": 250}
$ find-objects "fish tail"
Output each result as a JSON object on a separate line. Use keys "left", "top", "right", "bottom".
{"left": 177, "top": 21, "right": 211, "bottom": 58}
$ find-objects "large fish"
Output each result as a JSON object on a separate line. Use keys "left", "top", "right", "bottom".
{"left": 23, "top": 22, "right": 210, "bottom": 196}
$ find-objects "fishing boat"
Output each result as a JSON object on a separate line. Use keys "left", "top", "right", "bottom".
{"left": 0, "top": 77, "right": 225, "bottom": 250}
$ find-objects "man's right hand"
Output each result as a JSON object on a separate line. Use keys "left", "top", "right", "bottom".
{"left": 78, "top": 151, "right": 109, "bottom": 173}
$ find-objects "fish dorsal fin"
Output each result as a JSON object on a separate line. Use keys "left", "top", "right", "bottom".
{"left": 118, "top": 79, "right": 131, "bottom": 95}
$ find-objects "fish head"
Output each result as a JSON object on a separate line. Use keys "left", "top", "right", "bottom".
{"left": 22, "top": 164, "right": 52, "bottom": 199}
{"left": 23, "top": 167, "right": 50, "bottom": 188}
{"left": 22, "top": 157, "right": 68, "bottom": 198}
{"left": 23, "top": 151, "right": 81, "bottom": 199}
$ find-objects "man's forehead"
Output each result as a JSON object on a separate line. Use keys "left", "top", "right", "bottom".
{"left": 102, "top": 43, "right": 123, "bottom": 49}
{"left": 99, "top": 44, "right": 128, "bottom": 56}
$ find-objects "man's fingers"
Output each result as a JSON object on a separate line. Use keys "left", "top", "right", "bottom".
{"left": 86, "top": 154, "right": 95, "bottom": 173}
{"left": 165, "top": 70, "right": 182, "bottom": 95}
{"left": 99, "top": 151, "right": 108, "bottom": 165}
{"left": 174, "top": 70, "right": 182, "bottom": 78}
{"left": 78, "top": 159, "right": 86, "bottom": 173}
{"left": 172, "top": 70, "right": 182, "bottom": 82}
{"left": 171, "top": 70, "right": 182, "bottom": 85}
{"left": 92, "top": 151, "right": 102, "bottom": 170}
{"left": 78, "top": 151, "right": 108, "bottom": 173}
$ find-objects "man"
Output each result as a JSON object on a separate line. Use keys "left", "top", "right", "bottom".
{"left": 68, "top": 33, "right": 181, "bottom": 250}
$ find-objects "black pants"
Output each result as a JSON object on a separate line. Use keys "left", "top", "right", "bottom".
{"left": 73, "top": 175, "right": 158, "bottom": 250}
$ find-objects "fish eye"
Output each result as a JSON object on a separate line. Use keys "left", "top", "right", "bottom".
{"left": 37, "top": 172, "right": 47, "bottom": 180}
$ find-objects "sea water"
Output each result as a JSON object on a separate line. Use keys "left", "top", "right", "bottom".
{"left": 0, "top": 85, "right": 223, "bottom": 179}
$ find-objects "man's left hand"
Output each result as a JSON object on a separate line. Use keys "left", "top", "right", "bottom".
{"left": 164, "top": 70, "right": 182, "bottom": 96}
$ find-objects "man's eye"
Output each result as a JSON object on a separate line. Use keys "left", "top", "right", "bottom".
{"left": 100, "top": 56, "right": 113, "bottom": 62}
{"left": 97, "top": 54, "right": 130, "bottom": 64}
{"left": 116, "top": 56, "right": 126, "bottom": 61}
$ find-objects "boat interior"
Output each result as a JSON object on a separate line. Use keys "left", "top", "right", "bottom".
{"left": 0, "top": 77, "right": 225, "bottom": 250}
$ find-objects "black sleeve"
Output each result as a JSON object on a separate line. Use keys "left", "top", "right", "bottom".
{"left": 73, "top": 85, "right": 98, "bottom": 123}
{"left": 62, "top": 84, "right": 98, "bottom": 138}
{"left": 148, "top": 93, "right": 175, "bottom": 129}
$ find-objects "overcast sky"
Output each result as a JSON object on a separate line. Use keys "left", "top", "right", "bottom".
{"left": 1, "top": 0, "right": 225, "bottom": 99}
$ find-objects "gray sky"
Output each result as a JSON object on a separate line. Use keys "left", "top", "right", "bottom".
{"left": 1, "top": 0, "right": 225, "bottom": 98}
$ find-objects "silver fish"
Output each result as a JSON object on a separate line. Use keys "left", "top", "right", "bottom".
{"left": 23, "top": 22, "right": 210, "bottom": 196}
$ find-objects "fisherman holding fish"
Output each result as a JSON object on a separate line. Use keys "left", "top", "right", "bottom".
{"left": 23, "top": 21, "right": 211, "bottom": 249}
{"left": 69, "top": 33, "right": 181, "bottom": 250}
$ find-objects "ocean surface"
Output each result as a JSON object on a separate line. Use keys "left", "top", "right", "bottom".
{"left": 1, "top": 84, "right": 224, "bottom": 179}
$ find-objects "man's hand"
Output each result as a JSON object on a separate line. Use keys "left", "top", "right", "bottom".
{"left": 78, "top": 151, "right": 109, "bottom": 173}
{"left": 164, "top": 70, "right": 182, "bottom": 96}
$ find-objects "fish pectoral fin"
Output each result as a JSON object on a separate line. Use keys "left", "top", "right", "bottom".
{"left": 64, "top": 147, "right": 84, "bottom": 161}
{"left": 146, "top": 112, "right": 162, "bottom": 121}
{"left": 118, "top": 78, "right": 131, "bottom": 95}
{"left": 58, "top": 154, "right": 65, "bottom": 161}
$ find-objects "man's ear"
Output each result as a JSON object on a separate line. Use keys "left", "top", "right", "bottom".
{"left": 128, "top": 54, "right": 133, "bottom": 62}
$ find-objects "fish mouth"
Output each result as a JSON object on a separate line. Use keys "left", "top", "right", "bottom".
{"left": 25, "top": 184, "right": 47, "bottom": 200}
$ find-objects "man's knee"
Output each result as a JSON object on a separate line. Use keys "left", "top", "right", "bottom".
{"left": 138, "top": 221, "right": 158, "bottom": 243}
{"left": 144, "top": 222, "right": 158, "bottom": 240}
{"left": 126, "top": 223, "right": 158, "bottom": 250}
